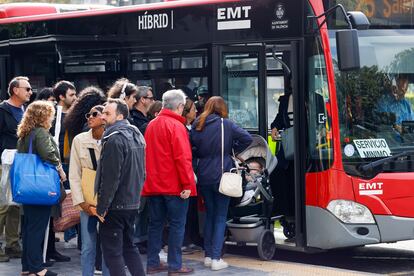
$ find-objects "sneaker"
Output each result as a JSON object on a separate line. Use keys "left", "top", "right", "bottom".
{"left": 94, "top": 269, "right": 102, "bottom": 275}
{"left": 5, "top": 246, "right": 22, "bottom": 258}
{"left": 204, "top": 257, "right": 212, "bottom": 267}
{"left": 159, "top": 249, "right": 168, "bottom": 263}
{"left": 211, "top": 259, "right": 228, "bottom": 271}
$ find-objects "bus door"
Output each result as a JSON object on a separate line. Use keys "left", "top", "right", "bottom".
{"left": 213, "top": 42, "right": 306, "bottom": 249}
{"left": 213, "top": 46, "right": 266, "bottom": 137}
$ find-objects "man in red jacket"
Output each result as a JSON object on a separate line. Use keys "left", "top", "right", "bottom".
{"left": 143, "top": 89, "right": 197, "bottom": 275}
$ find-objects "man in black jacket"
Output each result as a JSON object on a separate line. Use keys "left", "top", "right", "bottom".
{"left": 91, "top": 98, "right": 146, "bottom": 276}
{"left": 130, "top": 86, "right": 154, "bottom": 135}
{"left": 0, "top": 76, "right": 32, "bottom": 262}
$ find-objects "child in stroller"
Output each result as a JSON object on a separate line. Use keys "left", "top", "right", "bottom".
{"left": 226, "top": 135, "right": 281, "bottom": 260}
{"left": 239, "top": 157, "right": 266, "bottom": 205}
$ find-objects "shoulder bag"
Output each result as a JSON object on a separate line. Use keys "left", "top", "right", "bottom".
{"left": 219, "top": 118, "right": 243, "bottom": 197}
{"left": 10, "top": 132, "right": 61, "bottom": 205}
{"left": 81, "top": 148, "right": 98, "bottom": 206}
{"left": 53, "top": 192, "right": 80, "bottom": 232}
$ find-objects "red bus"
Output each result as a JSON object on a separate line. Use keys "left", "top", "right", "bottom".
{"left": 0, "top": 0, "right": 413, "bottom": 256}
{"left": 0, "top": 2, "right": 111, "bottom": 19}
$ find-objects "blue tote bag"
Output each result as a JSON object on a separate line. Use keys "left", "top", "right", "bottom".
{"left": 10, "top": 132, "right": 61, "bottom": 205}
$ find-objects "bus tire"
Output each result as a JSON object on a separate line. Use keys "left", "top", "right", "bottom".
{"left": 257, "top": 230, "right": 276, "bottom": 261}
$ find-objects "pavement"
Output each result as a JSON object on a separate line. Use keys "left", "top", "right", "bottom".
{"left": 0, "top": 235, "right": 373, "bottom": 276}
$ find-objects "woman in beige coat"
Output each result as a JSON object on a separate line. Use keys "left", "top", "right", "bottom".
{"left": 69, "top": 105, "right": 109, "bottom": 276}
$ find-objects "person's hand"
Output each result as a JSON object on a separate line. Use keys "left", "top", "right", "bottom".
{"left": 79, "top": 202, "right": 93, "bottom": 216}
{"left": 58, "top": 168, "right": 67, "bottom": 182}
{"left": 88, "top": 206, "right": 106, "bottom": 223}
{"left": 271, "top": 128, "right": 279, "bottom": 141}
{"left": 180, "top": 189, "right": 191, "bottom": 199}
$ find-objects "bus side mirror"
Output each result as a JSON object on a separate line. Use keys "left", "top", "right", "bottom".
{"left": 347, "top": 11, "right": 370, "bottom": 30}
{"left": 336, "top": 29, "right": 360, "bottom": 71}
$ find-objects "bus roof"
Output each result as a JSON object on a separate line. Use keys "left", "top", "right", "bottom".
{"left": 0, "top": 2, "right": 112, "bottom": 19}
{"left": 0, "top": 0, "right": 240, "bottom": 24}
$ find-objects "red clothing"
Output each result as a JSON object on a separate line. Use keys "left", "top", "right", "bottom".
{"left": 142, "top": 109, "right": 197, "bottom": 197}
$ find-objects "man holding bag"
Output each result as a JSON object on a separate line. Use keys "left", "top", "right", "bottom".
{"left": 0, "top": 76, "right": 32, "bottom": 262}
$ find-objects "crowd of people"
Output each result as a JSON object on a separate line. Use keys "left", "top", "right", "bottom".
{"left": 0, "top": 76, "right": 253, "bottom": 276}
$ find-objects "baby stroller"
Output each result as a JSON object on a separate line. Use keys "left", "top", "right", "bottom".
{"left": 226, "top": 135, "right": 280, "bottom": 260}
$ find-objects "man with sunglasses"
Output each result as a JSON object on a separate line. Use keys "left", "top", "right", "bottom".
{"left": 0, "top": 76, "right": 33, "bottom": 262}
{"left": 130, "top": 86, "right": 154, "bottom": 135}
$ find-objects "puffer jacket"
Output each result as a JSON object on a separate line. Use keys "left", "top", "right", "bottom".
{"left": 190, "top": 114, "right": 252, "bottom": 186}
{"left": 95, "top": 119, "right": 146, "bottom": 216}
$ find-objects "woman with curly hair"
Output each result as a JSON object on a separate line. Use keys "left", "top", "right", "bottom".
{"left": 17, "top": 101, "right": 66, "bottom": 276}
{"left": 63, "top": 86, "right": 106, "bottom": 143}
{"left": 107, "top": 78, "right": 138, "bottom": 111}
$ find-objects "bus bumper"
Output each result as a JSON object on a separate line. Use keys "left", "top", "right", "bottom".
{"left": 375, "top": 215, "right": 414, "bottom": 242}
{"left": 306, "top": 206, "right": 380, "bottom": 249}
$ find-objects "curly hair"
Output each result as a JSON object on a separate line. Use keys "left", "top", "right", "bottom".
{"left": 17, "top": 101, "right": 55, "bottom": 138}
{"left": 108, "top": 78, "right": 137, "bottom": 99}
{"left": 64, "top": 86, "right": 106, "bottom": 137}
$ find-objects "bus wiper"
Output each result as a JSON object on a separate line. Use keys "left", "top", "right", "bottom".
{"left": 359, "top": 151, "right": 414, "bottom": 173}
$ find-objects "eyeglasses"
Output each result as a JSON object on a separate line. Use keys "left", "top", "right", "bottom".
{"left": 18, "top": 87, "right": 32, "bottom": 92}
{"left": 144, "top": 96, "right": 155, "bottom": 101}
{"left": 85, "top": 111, "right": 100, "bottom": 119}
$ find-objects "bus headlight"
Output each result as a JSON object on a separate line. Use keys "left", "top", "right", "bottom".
{"left": 327, "top": 200, "right": 375, "bottom": 224}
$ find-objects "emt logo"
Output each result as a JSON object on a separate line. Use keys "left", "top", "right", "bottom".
{"left": 359, "top": 182, "right": 383, "bottom": 195}
{"left": 217, "top": 6, "right": 252, "bottom": 30}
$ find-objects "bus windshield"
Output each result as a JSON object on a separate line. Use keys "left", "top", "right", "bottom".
{"left": 331, "top": 30, "right": 414, "bottom": 177}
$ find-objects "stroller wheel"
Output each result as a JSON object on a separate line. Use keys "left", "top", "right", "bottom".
{"left": 257, "top": 230, "right": 276, "bottom": 261}
{"left": 283, "top": 222, "right": 295, "bottom": 239}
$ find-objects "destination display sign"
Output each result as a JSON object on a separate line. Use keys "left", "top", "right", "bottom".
{"left": 326, "top": 0, "right": 414, "bottom": 27}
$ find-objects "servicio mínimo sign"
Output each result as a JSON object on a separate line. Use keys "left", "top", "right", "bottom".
{"left": 353, "top": 139, "right": 391, "bottom": 158}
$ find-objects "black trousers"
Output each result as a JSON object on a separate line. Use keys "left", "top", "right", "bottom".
{"left": 22, "top": 205, "right": 51, "bottom": 273}
{"left": 183, "top": 196, "right": 202, "bottom": 246}
{"left": 100, "top": 210, "right": 145, "bottom": 276}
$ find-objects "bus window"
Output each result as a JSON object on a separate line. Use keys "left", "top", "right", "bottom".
{"left": 307, "top": 37, "right": 333, "bottom": 171}
{"left": 331, "top": 30, "right": 414, "bottom": 177}
{"left": 222, "top": 52, "right": 259, "bottom": 129}
{"left": 267, "top": 76, "right": 284, "bottom": 128}
{"left": 172, "top": 55, "right": 207, "bottom": 70}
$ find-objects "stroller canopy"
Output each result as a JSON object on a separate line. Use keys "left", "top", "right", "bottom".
{"left": 237, "top": 134, "right": 278, "bottom": 174}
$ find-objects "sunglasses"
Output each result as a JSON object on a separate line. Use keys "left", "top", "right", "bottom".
{"left": 85, "top": 111, "right": 100, "bottom": 119}
{"left": 18, "top": 87, "right": 32, "bottom": 92}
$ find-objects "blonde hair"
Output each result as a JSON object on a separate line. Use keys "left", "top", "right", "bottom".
{"left": 17, "top": 101, "right": 55, "bottom": 138}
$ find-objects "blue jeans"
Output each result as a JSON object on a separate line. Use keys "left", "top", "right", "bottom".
{"left": 199, "top": 184, "right": 230, "bottom": 260}
{"left": 147, "top": 196, "right": 189, "bottom": 271}
{"left": 80, "top": 211, "right": 109, "bottom": 276}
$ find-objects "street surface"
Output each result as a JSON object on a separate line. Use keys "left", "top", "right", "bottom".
{"left": 2, "top": 236, "right": 414, "bottom": 275}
